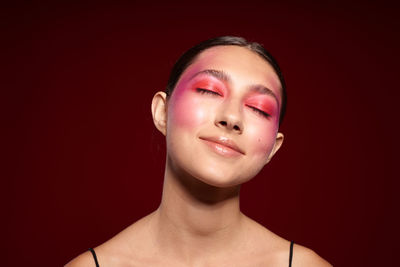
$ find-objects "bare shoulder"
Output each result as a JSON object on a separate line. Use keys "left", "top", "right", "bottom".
{"left": 292, "top": 243, "right": 332, "bottom": 267}
{"left": 240, "top": 215, "right": 331, "bottom": 266}
{"left": 65, "top": 212, "right": 156, "bottom": 266}
{"left": 65, "top": 251, "right": 95, "bottom": 267}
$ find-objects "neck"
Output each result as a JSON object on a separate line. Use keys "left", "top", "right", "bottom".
{"left": 152, "top": 157, "right": 244, "bottom": 261}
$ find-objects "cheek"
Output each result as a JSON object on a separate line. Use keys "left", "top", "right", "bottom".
{"left": 247, "top": 121, "right": 279, "bottom": 157}
{"left": 168, "top": 91, "right": 209, "bottom": 130}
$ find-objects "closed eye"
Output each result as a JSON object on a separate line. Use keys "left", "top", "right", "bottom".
{"left": 196, "top": 88, "right": 221, "bottom": 96}
{"left": 247, "top": 105, "right": 271, "bottom": 118}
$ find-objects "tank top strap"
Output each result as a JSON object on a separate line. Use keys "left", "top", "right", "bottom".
{"left": 89, "top": 242, "right": 294, "bottom": 267}
{"left": 289, "top": 241, "right": 294, "bottom": 267}
{"left": 88, "top": 248, "right": 100, "bottom": 267}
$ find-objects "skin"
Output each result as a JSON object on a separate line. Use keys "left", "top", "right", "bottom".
{"left": 66, "top": 46, "right": 332, "bottom": 266}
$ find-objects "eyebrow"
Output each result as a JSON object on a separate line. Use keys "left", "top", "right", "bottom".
{"left": 190, "top": 69, "right": 231, "bottom": 83}
{"left": 190, "top": 69, "right": 279, "bottom": 105}
{"left": 249, "top": 85, "right": 280, "bottom": 106}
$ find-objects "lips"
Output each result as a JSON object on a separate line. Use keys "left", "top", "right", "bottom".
{"left": 199, "top": 136, "right": 245, "bottom": 156}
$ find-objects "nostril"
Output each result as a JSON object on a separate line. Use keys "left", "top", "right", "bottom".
{"left": 218, "top": 121, "right": 241, "bottom": 132}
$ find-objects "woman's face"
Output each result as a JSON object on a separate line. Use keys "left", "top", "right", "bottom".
{"left": 164, "top": 46, "right": 283, "bottom": 187}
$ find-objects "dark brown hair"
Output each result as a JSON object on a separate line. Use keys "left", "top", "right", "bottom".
{"left": 165, "top": 36, "right": 287, "bottom": 125}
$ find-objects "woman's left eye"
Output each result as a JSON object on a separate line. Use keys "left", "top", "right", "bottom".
{"left": 248, "top": 106, "right": 271, "bottom": 118}
{"left": 196, "top": 88, "right": 221, "bottom": 96}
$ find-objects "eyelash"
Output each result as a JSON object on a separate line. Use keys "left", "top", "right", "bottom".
{"left": 248, "top": 106, "right": 271, "bottom": 118}
{"left": 196, "top": 88, "right": 221, "bottom": 96}
{"left": 196, "top": 88, "right": 270, "bottom": 118}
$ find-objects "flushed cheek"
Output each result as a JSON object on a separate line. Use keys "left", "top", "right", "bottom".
{"left": 168, "top": 92, "right": 209, "bottom": 130}
{"left": 248, "top": 124, "right": 279, "bottom": 157}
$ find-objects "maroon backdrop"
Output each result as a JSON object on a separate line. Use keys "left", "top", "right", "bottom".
{"left": 4, "top": 1, "right": 399, "bottom": 266}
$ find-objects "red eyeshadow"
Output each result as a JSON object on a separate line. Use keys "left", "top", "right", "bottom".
{"left": 192, "top": 79, "right": 225, "bottom": 96}
{"left": 245, "top": 97, "right": 277, "bottom": 116}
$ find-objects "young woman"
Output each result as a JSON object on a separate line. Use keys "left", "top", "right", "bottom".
{"left": 66, "top": 36, "right": 331, "bottom": 267}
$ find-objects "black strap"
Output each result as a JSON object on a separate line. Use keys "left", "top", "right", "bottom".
{"left": 289, "top": 241, "right": 294, "bottom": 267}
{"left": 88, "top": 248, "right": 100, "bottom": 267}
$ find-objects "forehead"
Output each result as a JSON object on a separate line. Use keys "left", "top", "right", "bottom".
{"left": 179, "top": 46, "right": 282, "bottom": 102}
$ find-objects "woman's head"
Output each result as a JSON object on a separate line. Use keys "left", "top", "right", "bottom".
{"left": 152, "top": 36, "right": 285, "bottom": 188}
{"left": 165, "top": 36, "right": 287, "bottom": 125}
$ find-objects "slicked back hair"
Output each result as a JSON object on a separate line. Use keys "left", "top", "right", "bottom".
{"left": 165, "top": 36, "right": 287, "bottom": 125}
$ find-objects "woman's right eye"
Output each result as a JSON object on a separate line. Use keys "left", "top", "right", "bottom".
{"left": 196, "top": 88, "right": 221, "bottom": 96}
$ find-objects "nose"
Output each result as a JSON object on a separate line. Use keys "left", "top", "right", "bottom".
{"left": 215, "top": 100, "right": 243, "bottom": 134}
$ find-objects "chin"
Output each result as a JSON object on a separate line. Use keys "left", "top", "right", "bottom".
{"left": 191, "top": 168, "right": 252, "bottom": 188}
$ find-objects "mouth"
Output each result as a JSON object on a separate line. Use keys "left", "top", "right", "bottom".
{"left": 199, "top": 136, "right": 245, "bottom": 157}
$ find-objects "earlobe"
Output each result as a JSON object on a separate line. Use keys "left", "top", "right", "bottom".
{"left": 151, "top": 91, "right": 168, "bottom": 136}
{"left": 266, "top": 132, "right": 284, "bottom": 163}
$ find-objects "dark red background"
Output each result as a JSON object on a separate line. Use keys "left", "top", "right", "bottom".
{"left": 4, "top": 1, "right": 399, "bottom": 266}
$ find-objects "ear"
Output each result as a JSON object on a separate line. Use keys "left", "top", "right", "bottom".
{"left": 151, "top": 91, "right": 168, "bottom": 136}
{"left": 266, "top": 132, "right": 284, "bottom": 163}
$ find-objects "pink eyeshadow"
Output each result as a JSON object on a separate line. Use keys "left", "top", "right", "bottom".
{"left": 245, "top": 96, "right": 278, "bottom": 117}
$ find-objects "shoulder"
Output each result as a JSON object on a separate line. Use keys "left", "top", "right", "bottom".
{"left": 240, "top": 215, "right": 331, "bottom": 266}
{"left": 64, "top": 251, "right": 95, "bottom": 267}
{"left": 292, "top": 243, "right": 332, "bottom": 267}
{"left": 65, "top": 212, "right": 157, "bottom": 266}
